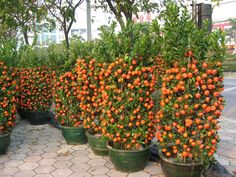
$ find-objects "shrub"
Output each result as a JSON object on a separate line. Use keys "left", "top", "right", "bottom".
{"left": 100, "top": 57, "right": 156, "bottom": 150}
{"left": 92, "top": 21, "right": 162, "bottom": 64}
{"left": 17, "top": 45, "right": 48, "bottom": 68}
{"left": 156, "top": 59, "right": 224, "bottom": 165}
{"left": 75, "top": 58, "right": 105, "bottom": 133}
{"left": 19, "top": 66, "right": 53, "bottom": 112}
{"left": 0, "top": 39, "right": 18, "bottom": 67}
{"left": 0, "top": 61, "right": 18, "bottom": 134}
{"left": 54, "top": 70, "right": 83, "bottom": 127}
{"left": 156, "top": 1, "right": 225, "bottom": 167}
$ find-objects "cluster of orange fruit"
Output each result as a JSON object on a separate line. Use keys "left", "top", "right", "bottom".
{"left": 100, "top": 58, "right": 157, "bottom": 150}
{"left": 0, "top": 62, "right": 18, "bottom": 134}
{"left": 156, "top": 59, "right": 224, "bottom": 161}
{"left": 19, "top": 66, "right": 53, "bottom": 112}
{"left": 53, "top": 57, "right": 158, "bottom": 150}
{"left": 54, "top": 70, "right": 83, "bottom": 127}
{"left": 76, "top": 58, "right": 105, "bottom": 133}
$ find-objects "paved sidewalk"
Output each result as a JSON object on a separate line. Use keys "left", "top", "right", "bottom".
{"left": 217, "top": 117, "right": 236, "bottom": 174}
{"left": 0, "top": 119, "right": 235, "bottom": 177}
{"left": 0, "top": 121, "right": 164, "bottom": 177}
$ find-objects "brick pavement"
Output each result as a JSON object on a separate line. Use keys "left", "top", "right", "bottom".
{"left": 0, "top": 118, "right": 235, "bottom": 177}
{"left": 217, "top": 117, "right": 236, "bottom": 174}
{"left": 0, "top": 121, "right": 164, "bottom": 177}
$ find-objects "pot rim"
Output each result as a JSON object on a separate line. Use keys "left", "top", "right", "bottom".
{"left": 158, "top": 149, "right": 202, "bottom": 167}
{"left": 0, "top": 132, "right": 11, "bottom": 137}
{"left": 85, "top": 129, "right": 101, "bottom": 135}
{"left": 106, "top": 141, "right": 153, "bottom": 153}
{"left": 61, "top": 126, "right": 85, "bottom": 129}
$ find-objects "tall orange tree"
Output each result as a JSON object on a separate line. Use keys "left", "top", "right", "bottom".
{"left": 156, "top": 1, "right": 225, "bottom": 167}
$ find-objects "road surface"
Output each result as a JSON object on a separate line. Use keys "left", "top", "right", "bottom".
{"left": 222, "top": 78, "right": 236, "bottom": 120}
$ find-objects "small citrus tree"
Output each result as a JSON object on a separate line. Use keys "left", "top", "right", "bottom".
{"left": 101, "top": 57, "right": 156, "bottom": 150}
{"left": 75, "top": 58, "right": 105, "bottom": 133}
{"left": 156, "top": 1, "right": 225, "bottom": 167}
{"left": 54, "top": 70, "right": 83, "bottom": 127}
{"left": 0, "top": 61, "right": 18, "bottom": 134}
{"left": 19, "top": 66, "right": 53, "bottom": 112}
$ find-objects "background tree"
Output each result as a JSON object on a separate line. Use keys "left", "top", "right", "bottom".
{"left": 0, "top": 0, "right": 46, "bottom": 45}
{"left": 44, "top": 0, "right": 84, "bottom": 49}
{"left": 94, "top": 0, "right": 158, "bottom": 29}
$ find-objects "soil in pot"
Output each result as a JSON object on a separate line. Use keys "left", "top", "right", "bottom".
{"left": 107, "top": 141, "right": 152, "bottom": 172}
{"left": 61, "top": 126, "right": 87, "bottom": 145}
{"left": 0, "top": 132, "right": 11, "bottom": 155}
{"left": 159, "top": 150, "right": 203, "bottom": 177}
{"left": 86, "top": 129, "right": 108, "bottom": 156}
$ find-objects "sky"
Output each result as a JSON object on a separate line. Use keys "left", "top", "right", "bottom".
{"left": 72, "top": 0, "right": 236, "bottom": 40}
{"left": 212, "top": 0, "right": 236, "bottom": 21}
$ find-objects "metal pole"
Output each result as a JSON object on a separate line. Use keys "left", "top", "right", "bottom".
{"left": 86, "top": 0, "right": 92, "bottom": 41}
{"left": 197, "top": 3, "right": 212, "bottom": 32}
{"left": 192, "top": 0, "right": 197, "bottom": 25}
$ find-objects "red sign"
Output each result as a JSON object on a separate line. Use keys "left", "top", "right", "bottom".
{"left": 212, "top": 21, "right": 232, "bottom": 30}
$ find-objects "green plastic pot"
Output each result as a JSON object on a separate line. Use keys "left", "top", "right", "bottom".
{"left": 159, "top": 150, "right": 203, "bottom": 177}
{"left": 107, "top": 141, "right": 152, "bottom": 172}
{"left": 0, "top": 132, "right": 11, "bottom": 155}
{"left": 61, "top": 126, "right": 87, "bottom": 145}
{"left": 17, "top": 109, "right": 30, "bottom": 120}
{"left": 86, "top": 130, "right": 108, "bottom": 156}
{"left": 28, "top": 111, "right": 49, "bottom": 125}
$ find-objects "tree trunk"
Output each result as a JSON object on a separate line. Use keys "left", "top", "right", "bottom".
{"left": 117, "top": 16, "right": 125, "bottom": 30}
{"left": 23, "top": 27, "right": 29, "bottom": 45}
{"left": 32, "top": 23, "right": 37, "bottom": 46}
{"left": 64, "top": 29, "right": 70, "bottom": 49}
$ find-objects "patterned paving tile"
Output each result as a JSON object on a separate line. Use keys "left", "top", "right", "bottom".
{"left": 0, "top": 119, "right": 235, "bottom": 177}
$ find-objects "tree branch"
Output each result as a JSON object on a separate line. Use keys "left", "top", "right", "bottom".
{"left": 74, "top": 0, "right": 84, "bottom": 9}
{"left": 105, "top": 0, "right": 125, "bottom": 29}
{"left": 44, "top": 1, "right": 63, "bottom": 25}
{"left": 105, "top": 0, "right": 118, "bottom": 16}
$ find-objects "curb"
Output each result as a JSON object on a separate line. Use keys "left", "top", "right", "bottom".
{"left": 224, "top": 72, "right": 236, "bottom": 78}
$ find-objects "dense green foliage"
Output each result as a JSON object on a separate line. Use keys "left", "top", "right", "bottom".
{"left": 0, "top": 20, "right": 163, "bottom": 72}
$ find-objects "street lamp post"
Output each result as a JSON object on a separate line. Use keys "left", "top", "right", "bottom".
{"left": 86, "top": 0, "right": 92, "bottom": 41}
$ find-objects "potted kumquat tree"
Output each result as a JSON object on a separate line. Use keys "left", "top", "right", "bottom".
{"left": 54, "top": 70, "right": 87, "bottom": 144}
{"left": 101, "top": 57, "right": 156, "bottom": 172}
{"left": 0, "top": 61, "right": 18, "bottom": 154}
{"left": 19, "top": 66, "right": 53, "bottom": 125}
{"left": 76, "top": 58, "right": 108, "bottom": 155}
{"left": 156, "top": 2, "right": 225, "bottom": 177}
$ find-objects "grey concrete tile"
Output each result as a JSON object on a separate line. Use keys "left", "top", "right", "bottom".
{"left": 53, "top": 160, "right": 74, "bottom": 169}
{"left": 88, "top": 166, "right": 109, "bottom": 175}
{"left": 4, "top": 160, "right": 24, "bottom": 167}
{"left": 0, "top": 167, "right": 19, "bottom": 175}
{"left": 13, "top": 171, "right": 35, "bottom": 177}
{"left": 18, "top": 162, "right": 39, "bottom": 170}
{"left": 38, "top": 158, "right": 56, "bottom": 166}
{"left": 34, "top": 165, "right": 55, "bottom": 174}
{"left": 107, "top": 169, "right": 128, "bottom": 177}
{"left": 88, "top": 159, "right": 107, "bottom": 166}
{"left": 51, "top": 169, "right": 73, "bottom": 177}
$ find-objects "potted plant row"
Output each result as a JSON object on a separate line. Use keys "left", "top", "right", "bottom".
{"left": 54, "top": 70, "right": 87, "bottom": 144}
{"left": 54, "top": 57, "right": 157, "bottom": 172}
{"left": 18, "top": 66, "right": 53, "bottom": 125}
{"left": 0, "top": 61, "right": 18, "bottom": 154}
